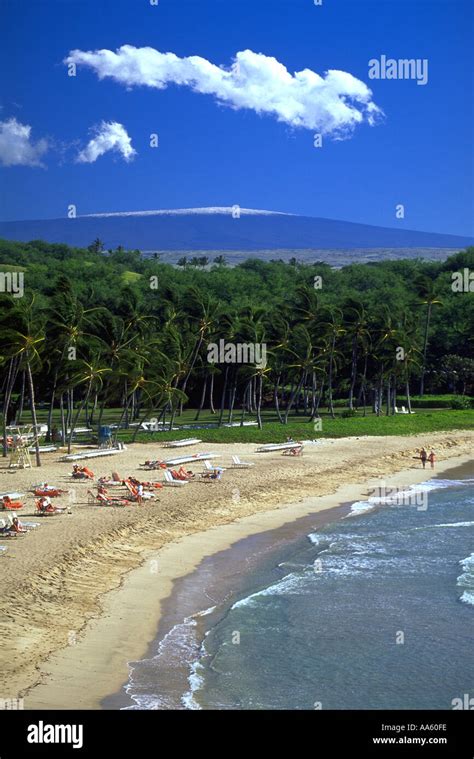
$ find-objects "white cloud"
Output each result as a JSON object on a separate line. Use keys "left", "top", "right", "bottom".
{"left": 0, "top": 118, "right": 48, "bottom": 167}
{"left": 65, "top": 46, "right": 383, "bottom": 139}
{"left": 76, "top": 121, "right": 137, "bottom": 163}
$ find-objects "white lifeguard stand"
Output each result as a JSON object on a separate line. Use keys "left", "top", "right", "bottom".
{"left": 8, "top": 426, "right": 33, "bottom": 469}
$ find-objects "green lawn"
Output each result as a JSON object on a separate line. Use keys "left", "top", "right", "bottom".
{"left": 17, "top": 405, "right": 474, "bottom": 444}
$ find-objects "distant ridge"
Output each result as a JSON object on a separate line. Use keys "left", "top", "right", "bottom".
{"left": 0, "top": 207, "right": 472, "bottom": 252}
{"left": 83, "top": 207, "right": 295, "bottom": 218}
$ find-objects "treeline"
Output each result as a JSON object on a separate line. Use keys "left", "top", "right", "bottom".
{"left": 0, "top": 238, "right": 473, "bottom": 464}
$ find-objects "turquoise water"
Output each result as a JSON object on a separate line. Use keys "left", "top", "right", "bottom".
{"left": 125, "top": 476, "right": 474, "bottom": 710}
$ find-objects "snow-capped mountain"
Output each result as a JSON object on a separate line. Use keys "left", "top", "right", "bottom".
{"left": 0, "top": 207, "right": 472, "bottom": 252}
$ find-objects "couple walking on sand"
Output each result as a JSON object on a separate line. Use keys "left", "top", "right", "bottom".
{"left": 419, "top": 448, "right": 435, "bottom": 469}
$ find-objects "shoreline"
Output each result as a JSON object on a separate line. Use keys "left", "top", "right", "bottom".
{"left": 18, "top": 446, "right": 472, "bottom": 710}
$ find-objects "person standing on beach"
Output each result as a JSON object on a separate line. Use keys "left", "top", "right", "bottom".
{"left": 428, "top": 451, "right": 436, "bottom": 469}
{"left": 420, "top": 448, "right": 427, "bottom": 469}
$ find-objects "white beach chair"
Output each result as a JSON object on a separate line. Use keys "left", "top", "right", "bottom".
{"left": 163, "top": 470, "right": 188, "bottom": 487}
{"left": 231, "top": 455, "right": 254, "bottom": 469}
{"left": 203, "top": 460, "right": 226, "bottom": 473}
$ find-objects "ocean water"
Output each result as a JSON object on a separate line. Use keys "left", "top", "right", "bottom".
{"left": 123, "top": 475, "right": 474, "bottom": 711}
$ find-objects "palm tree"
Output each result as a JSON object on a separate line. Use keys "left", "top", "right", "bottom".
{"left": 1, "top": 295, "right": 45, "bottom": 466}
{"left": 46, "top": 288, "right": 101, "bottom": 439}
{"left": 88, "top": 238, "right": 105, "bottom": 254}
{"left": 319, "top": 307, "right": 345, "bottom": 419}
{"left": 66, "top": 359, "right": 111, "bottom": 453}
{"left": 343, "top": 301, "right": 370, "bottom": 410}
{"left": 416, "top": 276, "right": 442, "bottom": 396}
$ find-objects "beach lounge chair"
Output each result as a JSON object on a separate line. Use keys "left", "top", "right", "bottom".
{"left": 163, "top": 470, "right": 188, "bottom": 487}
{"left": 203, "top": 460, "right": 226, "bottom": 473}
{"left": 33, "top": 484, "right": 67, "bottom": 497}
{"left": 231, "top": 455, "right": 254, "bottom": 469}
{"left": 87, "top": 490, "right": 129, "bottom": 507}
{"left": 123, "top": 479, "right": 156, "bottom": 501}
{"left": 0, "top": 518, "right": 20, "bottom": 538}
{"left": 1, "top": 495, "right": 24, "bottom": 511}
{"left": 35, "top": 498, "right": 66, "bottom": 516}
{"left": 163, "top": 438, "right": 202, "bottom": 448}
{"left": 140, "top": 460, "right": 167, "bottom": 470}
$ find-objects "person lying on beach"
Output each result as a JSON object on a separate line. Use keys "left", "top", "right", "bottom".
{"left": 141, "top": 460, "right": 167, "bottom": 470}
{"left": 201, "top": 469, "right": 222, "bottom": 481}
{"left": 98, "top": 472, "right": 124, "bottom": 486}
{"left": 178, "top": 466, "right": 195, "bottom": 480}
{"left": 36, "top": 497, "right": 65, "bottom": 515}
{"left": 33, "top": 483, "right": 66, "bottom": 497}
{"left": 127, "top": 476, "right": 162, "bottom": 490}
{"left": 72, "top": 465, "right": 94, "bottom": 479}
{"left": 283, "top": 444, "right": 304, "bottom": 456}
{"left": 95, "top": 491, "right": 129, "bottom": 507}
{"left": 2, "top": 495, "right": 24, "bottom": 511}
{"left": 10, "top": 517, "right": 27, "bottom": 534}
{"left": 0, "top": 519, "right": 19, "bottom": 537}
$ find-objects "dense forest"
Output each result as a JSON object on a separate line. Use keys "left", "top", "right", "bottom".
{"left": 0, "top": 238, "right": 473, "bottom": 463}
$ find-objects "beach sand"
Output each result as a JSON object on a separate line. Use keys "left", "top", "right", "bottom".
{"left": 0, "top": 430, "right": 472, "bottom": 709}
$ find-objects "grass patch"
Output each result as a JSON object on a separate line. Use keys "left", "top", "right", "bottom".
{"left": 121, "top": 270, "right": 143, "bottom": 283}
{"left": 9, "top": 406, "right": 473, "bottom": 445}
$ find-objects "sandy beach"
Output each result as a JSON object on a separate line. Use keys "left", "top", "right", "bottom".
{"left": 0, "top": 430, "right": 472, "bottom": 709}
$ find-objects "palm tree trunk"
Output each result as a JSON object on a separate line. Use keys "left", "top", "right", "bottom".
{"left": 386, "top": 375, "right": 391, "bottom": 416}
{"left": 195, "top": 374, "right": 208, "bottom": 421}
{"left": 60, "top": 393, "right": 66, "bottom": 444}
{"left": 284, "top": 371, "right": 305, "bottom": 424}
{"left": 256, "top": 374, "right": 263, "bottom": 429}
{"left": 327, "top": 337, "right": 336, "bottom": 419}
{"left": 16, "top": 370, "right": 26, "bottom": 424}
{"left": 218, "top": 366, "right": 229, "bottom": 427}
{"left": 180, "top": 334, "right": 204, "bottom": 413}
{"left": 240, "top": 381, "right": 250, "bottom": 426}
{"left": 349, "top": 337, "right": 358, "bottom": 410}
{"left": 227, "top": 372, "right": 237, "bottom": 424}
{"left": 26, "top": 359, "right": 41, "bottom": 467}
{"left": 2, "top": 357, "right": 19, "bottom": 457}
{"left": 67, "top": 383, "right": 92, "bottom": 454}
{"left": 357, "top": 353, "right": 368, "bottom": 414}
{"left": 406, "top": 374, "right": 412, "bottom": 413}
{"left": 209, "top": 372, "right": 216, "bottom": 414}
{"left": 419, "top": 303, "right": 432, "bottom": 397}
{"left": 273, "top": 372, "right": 284, "bottom": 423}
{"left": 309, "top": 371, "right": 318, "bottom": 420}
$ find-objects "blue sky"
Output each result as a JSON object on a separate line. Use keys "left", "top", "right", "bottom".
{"left": 0, "top": 0, "right": 472, "bottom": 235}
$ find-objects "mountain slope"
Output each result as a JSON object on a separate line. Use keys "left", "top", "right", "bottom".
{"left": 0, "top": 208, "right": 471, "bottom": 251}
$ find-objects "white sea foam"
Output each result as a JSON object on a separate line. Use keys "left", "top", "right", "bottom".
{"left": 460, "top": 591, "right": 474, "bottom": 607}
{"left": 456, "top": 553, "right": 474, "bottom": 607}
{"left": 124, "top": 605, "right": 215, "bottom": 710}
{"left": 182, "top": 661, "right": 205, "bottom": 710}
{"left": 347, "top": 478, "right": 473, "bottom": 517}
{"left": 232, "top": 571, "right": 304, "bottom": 609}
{"left": 347, "top": 500, "right": 377, "bottom": 516}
